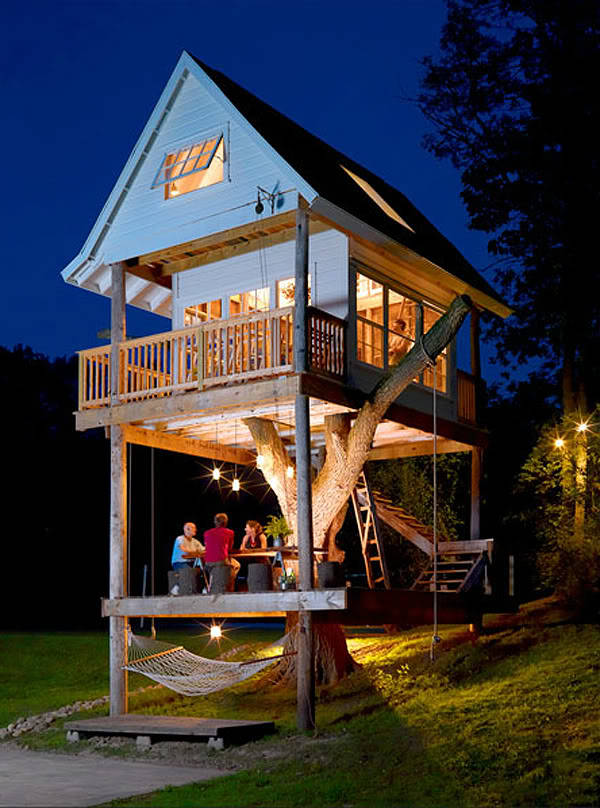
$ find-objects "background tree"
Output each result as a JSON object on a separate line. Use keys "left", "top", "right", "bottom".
{"left": 515, "top": 407, "right": 600, "bottom": 612}
{"left": 418, "top": 0, "right": 600, "bottom": 412}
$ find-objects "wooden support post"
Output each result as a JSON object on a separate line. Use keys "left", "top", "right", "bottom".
{"left": 110, "top": 263, "right": 128, "bottom": 715}
{"left": 294, "top": 202, "right": 315, "bottom": 731}
{"left": 110, "top": 264, "right": 126, "bottom": 405}
{"left": 470, "top": 447, "right": 482, "bottom": 540}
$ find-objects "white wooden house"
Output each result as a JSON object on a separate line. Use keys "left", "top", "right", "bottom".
{"left": 61, "top": 52, "right": 510, "bottom": 716}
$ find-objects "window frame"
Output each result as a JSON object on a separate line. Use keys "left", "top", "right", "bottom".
{"left": 152, "top": 130, "right": 226, "bottom": 199}
{"left": 353, "top": 268, "right": 449, "bottom": 394}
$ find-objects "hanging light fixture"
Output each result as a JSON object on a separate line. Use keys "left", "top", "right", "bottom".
{"left": 212, "top": 466, "right": 221, "bottom": 480}
{"left": 232, "top": 477, "right": 240, "bottom": 492}
{"left": 286, "top": 465, "right": 294, "bottom": 479}
{"left": 209, "top": 623, "right": 222, "bottom": 640}
{"left": 256, "top": 454, "right": 264, "bottom": 468}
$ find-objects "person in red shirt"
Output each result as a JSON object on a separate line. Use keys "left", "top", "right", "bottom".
{"left": 203, "top": 512, "right": 240, "bottom": 591}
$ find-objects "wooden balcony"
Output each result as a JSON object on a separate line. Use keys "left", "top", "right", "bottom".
{"left": 78, "top": 306, "right": 347, "bottom": 410}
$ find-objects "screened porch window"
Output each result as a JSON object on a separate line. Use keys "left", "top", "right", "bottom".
{"left": 276, "top": 276, "right": 311, "bottom": 307}
{"left": 184, "top": 299, "right": 222, "bottom": 326}
{"left": 153, "top": 134, "right": 224, "bottom": 199}
{"left": 229, "top": 287, "right": 269, "bottom": 316}
{"left": 355, "top": 271, "right": 447, "bottom": 392}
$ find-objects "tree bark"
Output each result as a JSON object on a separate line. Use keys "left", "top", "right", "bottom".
{"left": 245, "top": 295, "right": 472, "bottom": 684}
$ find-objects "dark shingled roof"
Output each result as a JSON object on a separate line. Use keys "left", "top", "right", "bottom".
{"left": 191, "top": 54, "right": 504, "bottom": 307}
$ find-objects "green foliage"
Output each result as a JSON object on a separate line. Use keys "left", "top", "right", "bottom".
{"left": 263, "top": 514, "right": 292, "bottom": 541}
{"left": 516, "top": 407, "right": 600, "bottom": 609}
{"left": 367, "top": 455, "right": 470, "bottom": 586}
{"left": 418, "top": 1, "right": 600, "bottom": 407}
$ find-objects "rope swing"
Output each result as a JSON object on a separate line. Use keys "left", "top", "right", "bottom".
{"left": 420, "top": 329, "right": 441, "bottom": 663}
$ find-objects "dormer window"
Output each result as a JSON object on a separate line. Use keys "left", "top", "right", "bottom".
{"left": 153, "top": 134, "right": 225, "bottom": 199}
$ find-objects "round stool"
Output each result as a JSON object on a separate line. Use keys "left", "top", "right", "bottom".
{"left": 209, "top": 565, "right": 230, "bottom": 594}
{"left": 248, "top": 563, "right": 273, "bottom": 592}
{"left": 317, "top": 561, "right": 345, "bottom": 588}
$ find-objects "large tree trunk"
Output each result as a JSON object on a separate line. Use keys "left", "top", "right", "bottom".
{"left": 245, "top": 295, "right": 472, "bottom": 684}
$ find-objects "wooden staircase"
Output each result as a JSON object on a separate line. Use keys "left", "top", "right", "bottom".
{"left": 351, "top": 476, "right": 493, "bottom": 594}
{"left": 350, "top": 472, "right": 391, "bottom": 589}
{"left": 411, "top": 545, "right": 490, "bottom": 593}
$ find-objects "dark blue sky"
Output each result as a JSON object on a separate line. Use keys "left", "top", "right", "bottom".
{"left": 3, "top": 0, "right": 498, "bottom": 377}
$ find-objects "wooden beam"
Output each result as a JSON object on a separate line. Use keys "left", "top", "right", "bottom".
{"left": 298, "top": 372, "right": 490, "bottom": 448}
{"left": 369, "top": 438, "right": 471, "bottom": 460}
{"left": 126, "top": 264, "right": 171, "bottom": 291}
{"left": 101, "top": 589, "right": 347, "bottom": 618}
{"left": 121, "top": 425, "right": 256, "bottom": 465}
{"left": 133, "top": 212, "right": 296, "bottom": 267}
{"left": 109, "top": 424, "right": 128, "bottom": 716}
{"left": 75, "top": 375, "right": 300, "bottom": 431}
{"left": 470, "top": 447, "right": 483, "bottom": 539}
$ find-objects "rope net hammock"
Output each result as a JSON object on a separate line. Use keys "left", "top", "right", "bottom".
{"left": 124, "top": 631, "right": 294, "bottom": 697}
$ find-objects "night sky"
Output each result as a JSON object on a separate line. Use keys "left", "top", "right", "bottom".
{"left": 3, "top": 0, "right": 495, "bottom": 376}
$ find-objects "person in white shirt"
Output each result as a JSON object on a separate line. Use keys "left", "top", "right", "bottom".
{"left": 171, "top": 522, "right": 205, "bottom": 569}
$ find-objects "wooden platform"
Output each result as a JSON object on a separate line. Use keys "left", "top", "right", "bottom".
{"left": 64, "top": 714, "right": 275, "bottom": 750}
{"left": 101, "top": 588, "right": 347, "bottom": 618}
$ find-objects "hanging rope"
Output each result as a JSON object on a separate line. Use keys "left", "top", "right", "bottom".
{"left": 124, "top": 629, "right": 296, "bottom": 696}
{"left": 419, "top": 324, "right": 441, "bottom": 662}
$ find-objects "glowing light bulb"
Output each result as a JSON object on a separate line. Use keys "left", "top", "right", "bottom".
{"left": 170, "top": 182, "right": 179, "bottom": 196}
{"left": 210, "top": 624, "right": 222, "bottom": 640}
{"left": 256, "top": 454, "right": 264, "bottom": 468}
{"left": 232, "top": 477, "right": 240, "bottom": 491}
{"left": 576, "top": 422, "right": 589, "bottom": 433}
{"left": 286, "top": 465, "right": 294, "bottom": 478}
{"left": 554, "top": 438, "right": 565, "bottom": 449}
{"left": 212, "top": 467, "right": 221, "bottom": 480}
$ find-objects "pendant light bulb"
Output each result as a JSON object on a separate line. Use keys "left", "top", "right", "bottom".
{"left": 232, "top": 477, "right": 240, "bottom": 492}
{"left": 212, "top": 467, "right": 221, "bottom": 480}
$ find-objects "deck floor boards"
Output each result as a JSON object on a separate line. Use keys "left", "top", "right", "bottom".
{"left": 65, "top": 714, "right": 275, "bottom": 747}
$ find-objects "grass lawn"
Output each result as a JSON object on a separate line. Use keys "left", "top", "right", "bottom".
{"left": 2, "top": 601, "right": 599, "bottom": 806}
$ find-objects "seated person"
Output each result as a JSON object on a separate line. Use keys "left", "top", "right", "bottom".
{"left": 389, "top": 317, "right": 410, "bottom": 364}
{"left": 240, "top": 520, "right": 268, "bottom": 551}
{"left": 203, "top": 512, "right": 241, "bottom": 591}
{"left": 171, "top": 522, "right": 204, "bottom": 570}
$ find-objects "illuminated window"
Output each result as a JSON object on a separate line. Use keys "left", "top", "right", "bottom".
{"left": 356, "top": 274, "right": 384, "bottom": 367}
{"left": 276, "top": 276, "right": 311, "bottom": 308}
{"left": 153, "top": 134, "right": 225, "bottom": 199}
{"left": 184, "top": 299, "right": 222, "bottom": 326}
{"left": 354, "top": 270, "right": 447, "bottom": 392}
{"left": 421, "top": 305, "right": 447, "bottom": 393}
{"left": 229, "top": 287, "right": 269, "bottom": 316}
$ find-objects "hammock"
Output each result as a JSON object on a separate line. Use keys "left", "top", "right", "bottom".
{"left": 124, "top": 631, "right": 294, "bottom": 697}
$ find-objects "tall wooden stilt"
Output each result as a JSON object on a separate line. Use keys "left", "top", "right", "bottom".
{"left": 110, "top": 263, "right": 128, "bottom": 715}
{"left": 470, "top": 447, "right": 482, "bottom": 540}
{"left": 294, "top": 203, "right": 315, "bottom": 731}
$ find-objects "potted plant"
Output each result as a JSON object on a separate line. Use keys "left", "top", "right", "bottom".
{"left": 264, "top": 514, "right": 292, "bottom": 548}
{"left": 279, "top": 568, "right": 296, "bottom": 591}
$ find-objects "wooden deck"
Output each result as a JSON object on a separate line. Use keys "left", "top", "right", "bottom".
{"left": 65, "top": 714, "right": 275, "bottom": 749}
{"left": 101, "top": 588, "right": 348, "bottom": 618}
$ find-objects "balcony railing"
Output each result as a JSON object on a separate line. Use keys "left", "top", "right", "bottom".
{"left": 78, "top": 306, "right": 347, "bottom": 410}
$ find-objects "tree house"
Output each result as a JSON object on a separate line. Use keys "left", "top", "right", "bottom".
{"left": 60, "top": 52, "right": 511, "bottom": 718}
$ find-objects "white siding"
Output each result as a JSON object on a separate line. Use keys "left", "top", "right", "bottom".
{"left": 173, "top": 228, "right": 348, "bottom": 327}
{"left": 101, "top": 71, "right": 305, "bottom": 263}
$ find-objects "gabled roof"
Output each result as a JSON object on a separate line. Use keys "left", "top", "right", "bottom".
{"left": 190, "top": 53, "right": 507, "bottom": 313}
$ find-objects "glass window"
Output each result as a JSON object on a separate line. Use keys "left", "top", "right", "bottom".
{"left": 229, "top": 287, "right": 269, "bottom": 316}
{"left": 354, "top": 270, "right": 448, "bottom": 392}
{"left": 356, "top": 272, "right": 384, "bottom": 367}
{"left": 184, "top": 299, "right": 222, "bottom": 326}
{"left": 153, "top": 134, "right": 225, "bottom": 199}
{"left": 387, "top": 289, "right": 416, "bottom": 366}
{"left": 421, "top": 305, "right": 447, "bottom": 393}
{"left": 276, "top": 276, "right": 311, "bottom": 308}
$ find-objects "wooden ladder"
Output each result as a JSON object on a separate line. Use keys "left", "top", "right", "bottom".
{"left": 350, "top": 471, "right": 391, "bottom": 589}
